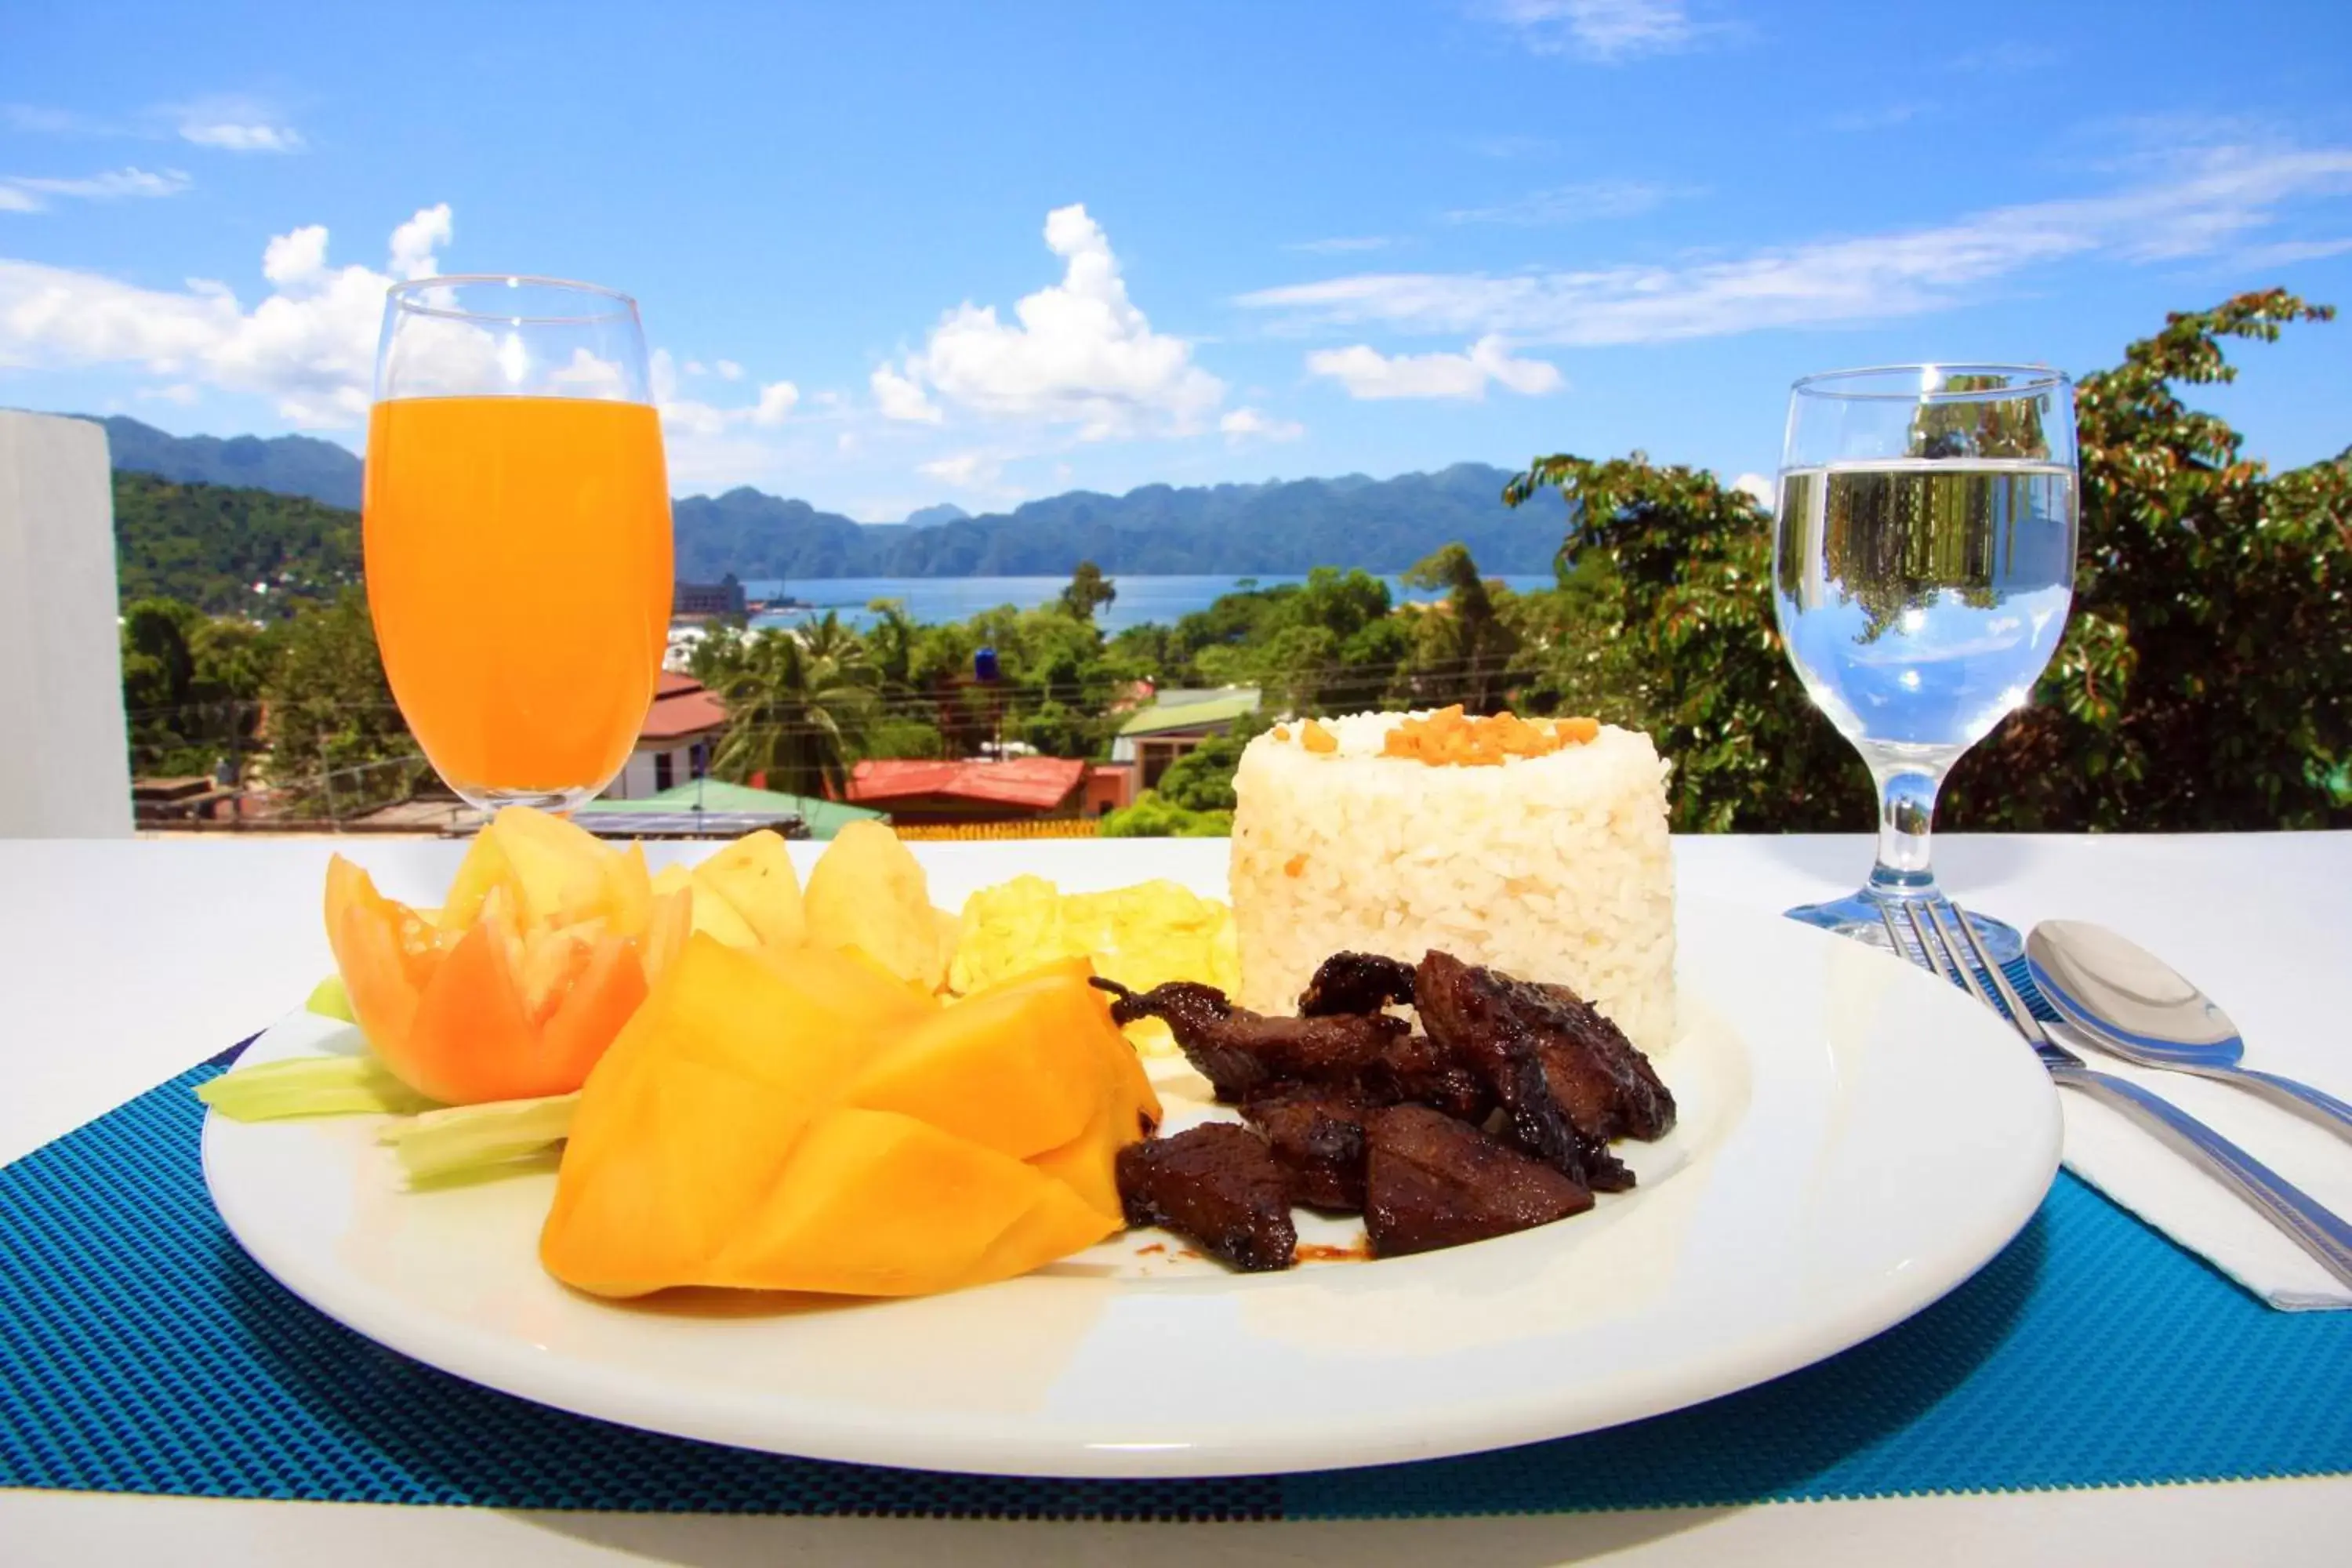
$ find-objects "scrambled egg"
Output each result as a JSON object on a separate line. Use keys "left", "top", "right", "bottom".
{"left": 949, "top": 876, "right": 1238, "bottom": 1055}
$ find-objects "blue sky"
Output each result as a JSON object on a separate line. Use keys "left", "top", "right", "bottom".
{"left": 2, "top": 0, "right": 2347, "bottom": 521}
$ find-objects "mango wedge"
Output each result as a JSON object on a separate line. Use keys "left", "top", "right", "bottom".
{"left": 541, "top": 936, "right": 1159, "bottom": 1298}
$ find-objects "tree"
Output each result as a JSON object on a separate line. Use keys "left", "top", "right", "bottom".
{"left": 1503, "top": 454, "right": 1860, "bottom": 832}
{"left": 1399, "top": 543, "right": 1523, "bottom": 714}
{"left": 122, "top": 597, "right": 278, "bottom": 778}
{"left": 1944, "top": 290, "right": 2348, "bottom": 830}
{"left": 1503, "top": 291, "right": 2350, "bottom": 834}
{"left": 1100, "top": 791, "right": 1232, "bottom": 837}
{"left": 702, "top": 626, "right": 877, "bottom": 799}
{"left": 1059, "top": 559, "right": 1117, "bottom": 621}
{"left": 262, "top": 587, "right": 420, "bottom": 814}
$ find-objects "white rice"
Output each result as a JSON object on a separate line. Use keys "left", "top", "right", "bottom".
{"left": 1229, "top": 712, "right": 1676, "bottom": 1053}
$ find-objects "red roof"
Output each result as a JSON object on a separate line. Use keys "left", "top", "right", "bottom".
{"left": 641, "top": 673, "right": 728, "bottom": 742}
{"left": 848, "top": 757, "right": 1087, "bottom": 811}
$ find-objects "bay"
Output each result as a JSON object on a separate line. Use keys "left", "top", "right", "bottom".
{"left": 740, "top": 572, "right": 1559, "bottom": 635}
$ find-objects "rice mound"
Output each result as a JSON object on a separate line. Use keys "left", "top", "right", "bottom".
{"left": 1229, "top": 712, "right": 1676, "bottom": 1053}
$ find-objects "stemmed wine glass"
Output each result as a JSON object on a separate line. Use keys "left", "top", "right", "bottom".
{"left": 1773, "top": 365, "right": 2078, "bottom": 962}
{"left": 365, "top": 276, "right": 673, "bottom": 812}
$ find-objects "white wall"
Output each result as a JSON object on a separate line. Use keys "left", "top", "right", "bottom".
{"left": 0, "top": 412, "right": 132, "bottom": 837}
{"left": 604, "top": 749, "right": 661, "bottom": 800}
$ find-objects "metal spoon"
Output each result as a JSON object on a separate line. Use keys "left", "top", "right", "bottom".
{"left": 2028, "top": 920, "right": 2352, "bottom": 1142}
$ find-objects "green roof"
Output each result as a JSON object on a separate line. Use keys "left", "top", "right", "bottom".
{"left": 1117, "top": 690, "right": 1261, "bottom": 738}
{"left": 575, "top": 779, "right": 885, "bottom": 838}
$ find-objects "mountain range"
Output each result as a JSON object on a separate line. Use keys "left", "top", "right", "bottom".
{"left": 74, "top": 413, "right": 1570, "bottom": 579}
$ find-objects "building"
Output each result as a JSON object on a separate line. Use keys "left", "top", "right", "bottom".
{"left": 845, "top": 757, "right": 1091, "bottom": 826}
{"left": 601, "top": 671, "right": 728, "bottom": 800}
{"left": 1110, "top": 687, "right": 1261, "bottom": 789}
{"left": 672, "top": 573, "right": 747, "bottom": 619}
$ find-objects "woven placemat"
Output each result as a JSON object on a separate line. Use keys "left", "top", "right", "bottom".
{"left": 3, "top": 1030, "right": 2347, "bottom": 1519}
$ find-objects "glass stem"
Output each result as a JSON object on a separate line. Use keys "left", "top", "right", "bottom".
{"left": 1867, "top": 763, "right": 1945, "bottom": 898}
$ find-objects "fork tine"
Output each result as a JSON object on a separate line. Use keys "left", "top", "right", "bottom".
{"left": 1925, "top": 900, "right": 2025, "bottom": 1029}
{"left": 1947, "top": 901, "right": 2049, "bottom": 1044}
{"left": 1900, "top": 901, "right": 1958, "bottom": 986}
{"left": 1878, "top": 901, "right": 1915, "bottom": 965}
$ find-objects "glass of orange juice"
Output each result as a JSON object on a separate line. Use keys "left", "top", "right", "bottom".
{"left": 366, "top": 276, "right": 673, "bottom": 811}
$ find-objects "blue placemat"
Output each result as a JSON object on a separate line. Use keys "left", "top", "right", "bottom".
{"left": 3, "top": 1033, "right": 2347, "bottom": 1519}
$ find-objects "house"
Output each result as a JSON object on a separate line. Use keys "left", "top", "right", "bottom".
{"left": 601, "top": 671, "right": 728, "bottom": 800}
{"left": 1110, "top": 687, "right": 1261, "bottom": 789}
{"left": 846, "top": 756, "right": 1091, "bottom": 826}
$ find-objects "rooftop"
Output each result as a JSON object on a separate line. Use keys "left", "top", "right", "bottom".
{"left": 574, "top": 777, "right": 884, "bottom": 839}
{"left": 847, "top": 757, "right": 1088, "bottom": 812}
{"left": 1116, "top": 688, "right": 1261, "bottom": 738}
{"left": 641, "top": 671, "right": 728, "bottom": 742}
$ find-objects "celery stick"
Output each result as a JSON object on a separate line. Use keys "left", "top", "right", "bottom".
{"left": 381, "top": 1093, "right": 579, "bottom": 1183}
{"left": 198, "top": 1055, "right": 437, "bottom": 1120}
{"left": 303, "top": 975, "right": 357, "bottom": 1022}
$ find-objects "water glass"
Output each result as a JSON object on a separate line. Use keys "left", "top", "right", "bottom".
{"left": 1773, "top": 365, "right": 2078, "bottom": 960}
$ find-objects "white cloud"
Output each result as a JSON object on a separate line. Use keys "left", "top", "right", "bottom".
{"left": 387, "top": 207, "right": 449, "bottom": 281}
{"left": 1305, "top": 336, "right": 1563, "bottom": 400}
{"left": 2231, "top": 234, "right": 2352, "bottom": 267}
{"left": 920, "top": 451, "right": 999, "bottom": 488}
{"left": 750, "top": 380, "right": 799, "bottom": 427}
{"left": 869, "top": 360, "right": 942, "bottom": 423}
{"left": 1445, "top": 178, "right": 1696, "bottom": 225}
{"left": 714, "top": 358, "right": 743, "bottom": 380}
{"left": 1731, "top": 471, "right": 1774, "bottom": 510}
{"left": 1829, "top": 103, "right": 1929, "bottom": 134}
{"left": 1, "top": 165, "right": 191, "bottom": 212}
{"left": 1486, "top": 2, "right": 1716, "bottom": 63}
{"left": 682, "top": 358, "right": 707, "bottom": 376}
{"left": 137, "top": 382, "right": 201, "bottom": 406}
{"left": 174, "top": 97, "right": 306, "bottom": 154}
{"left": 873, "top": 203, "right": 1225, "bottom": 439}
{"left": 1240, "top": 143, "right": 2352, "bottom": 346}
{"left": 650, "top": 347, "right": 801, "bottom": 436}
{"left": 0, "top": 202, "right": 452, "bottom": 425}
{"left": 1220, "top": 406, "right": 1305, "bottom": 445}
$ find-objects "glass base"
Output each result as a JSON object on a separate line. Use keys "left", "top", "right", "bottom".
{"left": 1784, "top": 887, "right": 2024, "bottom": 965}
{"left": 452, "top": 786, "right": 602, "bottom": 815}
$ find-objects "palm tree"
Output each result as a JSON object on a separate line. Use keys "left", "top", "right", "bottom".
{"left": 708, "top": 626, "right": 876, "bottom": 799}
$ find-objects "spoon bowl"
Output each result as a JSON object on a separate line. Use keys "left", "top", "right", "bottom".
{"left": 2028, "top": 920, "right": 2352, "bottom": 1141}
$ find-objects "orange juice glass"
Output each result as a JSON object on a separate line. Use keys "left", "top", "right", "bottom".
{"left": 366, "top": 277, "right": 671, "bottom": 810}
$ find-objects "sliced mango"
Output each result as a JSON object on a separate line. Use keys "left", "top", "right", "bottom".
{"left": 540, "top": 942, "right": 1148, "bottom": 1299}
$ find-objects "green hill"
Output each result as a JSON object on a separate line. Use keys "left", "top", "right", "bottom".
{"left": 112, "top": 471, "right": 362, "bottom": 616}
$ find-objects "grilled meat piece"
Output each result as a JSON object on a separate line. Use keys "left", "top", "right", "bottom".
{"left": 1116, "top": 1123, "right": 1298, "bottom": 1272}
{"left": 1364, "top": 1031, "right": 1497, "bottom": 1125}
{"left": 1096, "top": 978, "right": 1408, "bottom": 1102}
{"left": 1241, "top": 1090, "right": 1372, "bottom": 1210}
{"left": 1363, "top": 1105, "right": 1592, "bottom": 1258}
{"left": 1298, "top": 951, "right": 1418, "bottom": 1017}
{"left": 1414, "top": 951, "right": 1672, "bottom": 1192}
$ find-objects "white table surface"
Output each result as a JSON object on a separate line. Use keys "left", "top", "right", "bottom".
{"left": 3, "top": 830, "right": 2348, "bottom": 1563}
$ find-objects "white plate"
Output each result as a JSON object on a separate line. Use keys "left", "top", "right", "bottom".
{"left": 203, "top": 892, "right": 2060, "bottom": 1477}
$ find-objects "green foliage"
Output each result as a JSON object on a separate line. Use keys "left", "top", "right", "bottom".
{"left": 1944, "top": 290, "right": 2347, "bottom": 830}
{"left": 112, "top": 473, "right": 361, "bottom": 617}
{"left": 1504, "top": 290, "right": 2349, "bottom": 834}
{"left": 1058, "top": 560, "right": 1117, "bottom": 621}
{"left": 1099, "top": 790, "right": 1234, "bottom": 838}
{"left": 1397, "top": 543, "right": 1523, "bottom": 713}
{"left": 695, "top": 622, "right": 876, "bottom": 799}
{"left": 1502, "top": 452, "right": 1866, "bottom": 833}
{"left": 852, "top": 715, "right": 949, "bottom": 762}
{"left": 119, "top": 597, "right": 282, "bottom": 778}
{"left": 261, "top": 587, "right": 421, "bottom": 813}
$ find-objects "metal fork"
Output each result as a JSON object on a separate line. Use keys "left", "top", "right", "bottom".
{"left": 1886, "top": 898, "right": 2352, "bottom": 1291}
